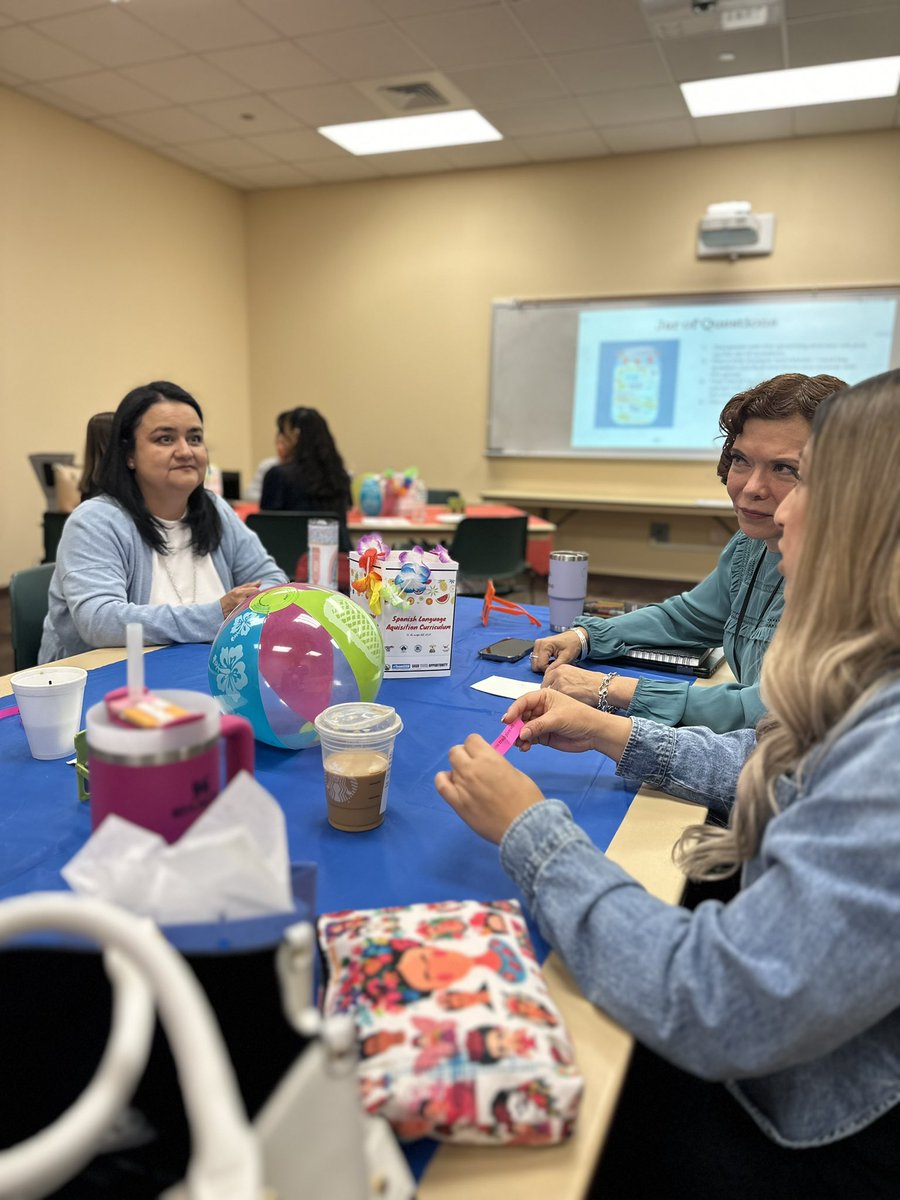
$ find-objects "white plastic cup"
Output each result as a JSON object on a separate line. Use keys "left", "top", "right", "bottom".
{"left": 548, "top": 550, "right": 589, "bottom": 633}
{"left": 313, "top": 703, "right": 403, "bottom": 832}
{"left": 308, "top": 518, "right": 339, "bottom": 590}
{"left": 10, "top": 666, "right": 88, "bottom": 760}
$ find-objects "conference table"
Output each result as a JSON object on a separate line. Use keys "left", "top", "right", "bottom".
{"left": 232, "top": 501, "right": 557, "bottom": 577}
{"left": 0, "top": 598, "right": 712, "bottom": 1199}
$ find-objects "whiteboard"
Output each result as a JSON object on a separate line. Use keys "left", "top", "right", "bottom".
{"left": 487, "top": 288, "right": 900, "bottom": 460}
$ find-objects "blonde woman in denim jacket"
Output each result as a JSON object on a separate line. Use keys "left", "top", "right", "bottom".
{"left": 437, "top": 370, "right": 900, "bottom": 1199}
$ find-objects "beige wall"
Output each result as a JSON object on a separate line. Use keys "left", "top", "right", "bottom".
{"left": 246, "top": 129, "right": 900, "bottom": 580}
{"left": 4, "top": 97, "right": 898, "bottom": 587}
{"left": 0, "top": 87, "right": 250, "bottom": 583}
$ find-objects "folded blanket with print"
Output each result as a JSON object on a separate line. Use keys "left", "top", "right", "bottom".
{"left": 318, "top": 897, "right": 583, "bottom": 1145}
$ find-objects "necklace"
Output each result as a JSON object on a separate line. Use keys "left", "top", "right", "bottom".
{"left": 160, "top": 523, "right": 198, "bottom": 606}
{"left": 732, "top": 546, "right": 783, "bottom": 678}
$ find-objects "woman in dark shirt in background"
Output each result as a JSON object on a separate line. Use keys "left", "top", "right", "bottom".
{"left": 260, "top": 407, "right": 352, "bottom": 550}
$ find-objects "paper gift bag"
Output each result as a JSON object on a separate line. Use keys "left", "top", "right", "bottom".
{"left": 349, "top": 543, "right": 458, "bottom": 678}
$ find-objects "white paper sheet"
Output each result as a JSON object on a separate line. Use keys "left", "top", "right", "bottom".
{"left": 470, "top": 675, "right": 541, "bottom": 699}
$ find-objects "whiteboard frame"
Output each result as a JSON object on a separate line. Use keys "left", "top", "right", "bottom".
{"left": 486, "top": 286, "right": 900, "bottom": 461}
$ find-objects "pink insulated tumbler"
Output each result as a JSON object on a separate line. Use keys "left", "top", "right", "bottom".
{"left": 86, "top": 688, "right": 254, "bottom": 843}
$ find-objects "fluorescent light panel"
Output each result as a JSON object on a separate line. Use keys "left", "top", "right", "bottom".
{"left": 682, "top": 56, "right": 900, "bottom": 118}
{"left": 318, "top": 109, "right": 502, "bottom": 155}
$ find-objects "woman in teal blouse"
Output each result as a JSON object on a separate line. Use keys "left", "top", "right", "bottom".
{"left": 530, "top": 373, "right": 843, "bottom": 732}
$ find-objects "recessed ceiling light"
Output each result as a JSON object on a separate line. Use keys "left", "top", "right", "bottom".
{"left": 682, "top": 55, "right": 900, "bottom": 117}
{"left": 318, "top": 109, "right": 502, "bottom": 156}
{"left": 718, "top": 51, "right": 737, "bottom": 63}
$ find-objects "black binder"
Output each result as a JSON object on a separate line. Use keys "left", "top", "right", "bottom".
{"left": 606, "top": 645, "right": 726, "bottom": 678}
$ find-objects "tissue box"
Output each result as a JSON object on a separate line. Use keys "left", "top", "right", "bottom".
{"left": 349, "top": 550, "right": 458, "bottom": 678}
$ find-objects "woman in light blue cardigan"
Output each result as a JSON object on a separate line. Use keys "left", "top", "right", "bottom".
{"left": 530, "top": 373, "right": 845, "bottom": 731}
{"left": 437, "top": 370, "right": 900, "bottom": 1199}
{"left": 39, "top": 381, "right": 286, "bottom": 663}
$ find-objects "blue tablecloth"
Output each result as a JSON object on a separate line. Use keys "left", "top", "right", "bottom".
{"left": 0, "top": 599, "right": 662, "bottom": 959}
{"left": 0, "top": 598, "right": 679, "bottom": 1182}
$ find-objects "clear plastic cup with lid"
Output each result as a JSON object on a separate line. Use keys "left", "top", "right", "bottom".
{"left": 313, "top": 703, "right": 403, "bottom": 832}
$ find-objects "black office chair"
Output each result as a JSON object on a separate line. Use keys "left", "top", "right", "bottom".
{"left": 246, "top": 511, "right": 344, "bottom": 580}
{"left": 448, "top": 515, "right": 531, "bottom": 598}
{"left": 426, "top": 488, "right": 463, "bottom": 507}
{"left": 10, "top": 562, "right": 55, "bottom": 671}
{"left": 42, "top": 512, "right": 69, "bottom": 564}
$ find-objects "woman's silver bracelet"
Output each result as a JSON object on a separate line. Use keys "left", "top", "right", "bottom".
{"left": 597, "top": 671, "right": 619, "bottom": 712}
{"left": 572, "top": 625, "right": 589, "bottom": 660}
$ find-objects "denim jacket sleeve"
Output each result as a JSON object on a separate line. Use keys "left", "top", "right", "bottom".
{"left": 499, "top": 690, "right": 900, "bottom": 1087}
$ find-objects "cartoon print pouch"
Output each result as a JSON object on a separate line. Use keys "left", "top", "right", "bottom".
{"left": 317, "top": 898, "right": 583, "bottom": 1145}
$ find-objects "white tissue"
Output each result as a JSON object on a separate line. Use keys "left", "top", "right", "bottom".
{"left": 62, "top": 770, "right": 294, "bottom": 924}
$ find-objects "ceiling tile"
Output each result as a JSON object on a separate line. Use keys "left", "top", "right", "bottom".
{"left": 601, "top": 117, "right": 698, "bottom": 153}
{"left": 581, "top": 84, "right": 687, "bottom": 128}
{"left": 694, "top": 109, "right": 793, "bottom": 144}
{"left": 0, "top": 24, "right": 96, "bottom": 80}
{"left": 101, "top": 105, "right": 232, "bottom": 145}
{"left": 787, "top": 10, "right": 900, "bottom": 67}
{"left": 480, "top": 97, "right": 591, "bottom": 137}
{"left": 20, "top": 79, "right": 97, "bottom": 118}
{"left": 660, "top": 26, "right": 785, "bottom": 83}
{"left": 124, "top": 0, "right": 277, "bottom": 53}
{"left": 515, "top": 127, "right": 610, "bottom": 160}
{"left": 205, "top": 41, "right": 335, "bottom": 91}
{"left": 242, "top": 0, "right": 384, "bottom": 37}
{"left": 189, "top": 94, "right": 301, "bottom": 135}
{"left": 296, "top": 23, "right": 430, "bottom": 79}
{"left": 0, "top": 0, "right": 101, "bottom": 17}
{"left": 376, "top": 0, "right": 495, "bottom": 16}
{"left": 39, "top": 69, "right": 168, "bottom": 115}
{"left": 792, "top": 95, "right": 899, "bottom": 135}
{"left": 549, "top": 42, "right": 670, "bottom": 95}
{"left": 440, "top": 138, "right": 530, "bottom": 168}
{"left": 510, "top": 0, "right": 653, "bottom": 55}
{"left": 446, "top": 59, "right": 564, "bottom": 105}
{"left": 121, "top": 56, "right": 251, "bottom": 104}
{"left": 227, "top": 161, "right": 317, "bottom": 187}
{"left": 179, "top": 136, "right": 276, "bottom": 167}
{"left": 398, "top": 7, "right": 535, "bottom": 68}
{"left": 246, "top": 128, "right": 345, "bottom": 161}
{"left": 33, "top": 6, "right": 183, "bottom": 67}
{"left": 268, "top": 80, "right": 382, "bottom": 124}
{"left": 92, "top": 114, "right": 163, "bottom": 147}
{"left": 299, "top": 155, "right": 386, "bottom": 181}
{"left": 364, "top": 147, "right": 455, "bottom": 174}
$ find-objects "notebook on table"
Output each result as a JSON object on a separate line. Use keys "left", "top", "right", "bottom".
{"left": 606, "top": 645, "right": 726, "bottom": 678}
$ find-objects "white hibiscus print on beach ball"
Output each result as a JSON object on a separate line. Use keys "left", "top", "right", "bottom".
{"left": 212, "top": 644, "right": 248, "bottom": 706}
{"left": 229, "top": 611, "right": 256, "bottom": 639}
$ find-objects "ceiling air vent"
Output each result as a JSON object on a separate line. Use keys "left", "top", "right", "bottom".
{"left": 355, "top": 72, "right": 473, "bottom": 118}
{"left": 377, "top": 81, "right": 449, "bottom": 112}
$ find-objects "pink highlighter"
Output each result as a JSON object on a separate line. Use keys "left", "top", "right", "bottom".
{"left": 491, "top": 718, "right": 524, "bottom": 756}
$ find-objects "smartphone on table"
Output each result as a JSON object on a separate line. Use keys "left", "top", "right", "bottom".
{"left": 478, "top": 637, "right": 535, "bottom": 663}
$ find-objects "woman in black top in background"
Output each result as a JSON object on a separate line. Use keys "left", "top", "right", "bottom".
{"left": 260, "top": 407, "right": 352, "bottom": 550}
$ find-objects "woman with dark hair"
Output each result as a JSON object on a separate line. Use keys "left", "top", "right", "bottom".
{"left": 530, "top": 372, "right": 845, "bottom": 731}
{"left": 260, "top": 407, "right": 352, "bottom": 549}
{"left": 38, "top": 381, "right": 286, "bottom": 663}
{"left": 437, "top": 369, "right": 900, "bottom": 1199}
{"left": 77, "top": 411, "right": 115, "bottom": 502}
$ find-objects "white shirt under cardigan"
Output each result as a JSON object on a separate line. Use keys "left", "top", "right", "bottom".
{"left": 149, "top": 517, "right": 226, "bottom": 608}
{"left": 38, "top": 493, "right": 287, "bottom": 663}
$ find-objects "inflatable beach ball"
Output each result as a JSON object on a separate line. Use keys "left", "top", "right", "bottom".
{"left": 208, "top": 584, "right": 384, "bottom": 750}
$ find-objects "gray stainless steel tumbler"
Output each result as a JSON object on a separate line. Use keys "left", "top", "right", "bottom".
{"left": 547, "top": 550, "right": 589, "bottom": 632}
